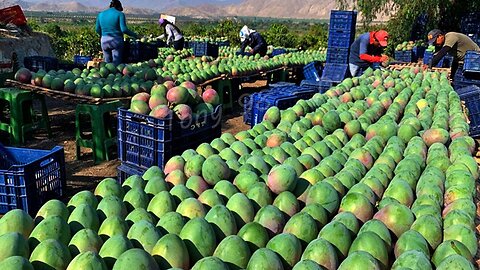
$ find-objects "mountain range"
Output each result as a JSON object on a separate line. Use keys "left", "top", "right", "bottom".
{"left": 0, "top": 0, "right": 346, "bottom": 19}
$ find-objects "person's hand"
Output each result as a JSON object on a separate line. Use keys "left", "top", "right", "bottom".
{"left": 380, "top": 55, "right": 389, "bottom": 62}
{"left": 249, "top": 49, "right": 254, "bottom": 54}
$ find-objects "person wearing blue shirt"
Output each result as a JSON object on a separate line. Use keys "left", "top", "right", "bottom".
{"left": 349, "top": 30, "right": 389, "bottom": 77}
{"left": 95, "top": 0, "right": 138, "bottom": 65}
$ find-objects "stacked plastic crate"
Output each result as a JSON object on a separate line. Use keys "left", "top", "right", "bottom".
{"left": 461, "top": 12, "right": 480, "bottom": 46}
{"left": 453, "top": 51, "right": 480, "bottom": 90}
{"left": 323, "top": 10, "right": 357, "bottom": 83}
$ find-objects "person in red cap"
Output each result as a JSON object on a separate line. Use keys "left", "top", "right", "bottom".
{"left": 349, "top": 30, "right": 389, "bottom": 77}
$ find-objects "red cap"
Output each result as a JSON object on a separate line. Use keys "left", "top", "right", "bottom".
{"left": 374, "top": 30, "right": 389, "bottom": 47}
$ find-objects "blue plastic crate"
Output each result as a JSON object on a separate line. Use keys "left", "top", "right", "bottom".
{"left": 328, "top": 30, "right": 355, "bottom": 48}
{"left": 243, "top": 95, "right": 252, "bottom": 125}
{"left": 303, "top": 61, "right": 322, "bottom": 81}
{"left": 269, "top": 82, "right": 296, "bottom": 87}
{"left": 251, "top": 93, "right": 297, "bottom": 126}
{"left": 423, "top": 51, "right": 453, "bottom": 67}
{"left": 301, "top": 79, "right": 334, "bottom": 93}
{"left": 457, "top": 85, "right": 480, "bottom": 137}
{"left": 329, "top": 10, "right": 357, "bottom": 31}
{"left": 321, "top": 63, "right": 348, "bottom": 82}
{"left": 394, "top": 50, "right": 414, "bottom": 63}
{"left": 0, "top": 146, "right": 65, "bottom": 215}
{"left": 326, "top": 48, "right": 349, "bottom": 64}
{"left": 413, "top": 46, "right": 426, "bottom": 61}
{"left": 118, "top": 105, "right": 222, "bottom": 170}
{"left": 271, "top": 48, "right": 287, "bottom": 56}
{"left": 117, "top": 163, "right": 146, "bottom": 184}
{"left": 292, "top": 88, "right": 317, "bottom": 100}
{"left": 24, "top": 56, "right": 58, "bottom": 72}
{"left": 192, "top": 42, "right": 219, "bottom": 57}
{"left": 73, "top": 55, "right": 92, "bottom": 66}
{"left": 125, "top": 42, "right": 158, "bottom": 63}
{"left": 463, "top": 51, "right": 480, "bottom": 73}
{"left": 217, "top": 41, "right": 231, "bottom": 47}
{"left": 453, "top": 67, "right": 480, "bottom": 90}
{"left": 467, "top": 33, "right": 480, "bottom": 46}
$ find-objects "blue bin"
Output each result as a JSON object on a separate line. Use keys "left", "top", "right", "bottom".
{"left": 423, "top": 51, "right": 453, "bottom": 67}
{"left": 243, "top": 95, "right": 252, "bottom": 125}
{"left": 463, "top": 51, "right": 480, "bottom": 74}
{"left": 0, "top": 146, "right": 66, "bottom": 215}
{"left": 394, "top": 50, "right": 414, "bottom": 63}
{"left": 328, "top": 30, "right": 355, "bottom": 48}
{"left": 73, "top": 55, "right": 92, "bottom": 66}
{"left": 117, "top": 163, "right": 146, "bottom": 184}
{"left": 251, "top": 93, "right": 297, "bottom": 126}
{"left": 192, "top": 42, "right": 219, "bottom": 57}
{"left": 457, "top": 85, "right": 480, "bottom": 137}
{"left": 413, "top": 46, "right": 426, "bottom": 61}
{"left": 301, "top": 79, "right": 334, "bottom": 93}
{"left": 24, "top": 56, "right": 58, "bottom": 72}
{"left": 327, "top": 48, "right": 349, "bottom": 64}
{"left": 329, "top": 10, "right": 357, "bottom": 31}
{"left": 321, "top": 63, "right": 349, "bottom": 82}
{"left": 271, "top": 48, "right": 287, "bottom": 56}
{"left": 303, "top": 61, "right": 323, "bottom": 81}
{"left": 117, "top": 105, "right": 222, "bottom": 170}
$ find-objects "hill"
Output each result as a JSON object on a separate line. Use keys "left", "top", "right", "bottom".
{"left": 1, "top": 0, "right": 346, "bottom": 19}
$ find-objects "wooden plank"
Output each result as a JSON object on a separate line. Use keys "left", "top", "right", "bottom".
{"left": 198, "top": 75, "right": 225, "bottom": 87}
{"left": 5, "top": 79, "right": 131, "bottom": 104}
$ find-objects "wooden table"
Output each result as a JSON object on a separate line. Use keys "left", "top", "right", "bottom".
{"left": 5, "top": 79, "right": 131, "bottom": 105}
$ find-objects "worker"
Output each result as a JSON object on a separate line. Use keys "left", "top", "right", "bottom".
{"left": 95, "top": 0, "right": 138, "bottom": 65}
{"left": 427, "top": 29, "right": 480, "bottom": 76}
{"left": 158, "top": 19, "right": 184, "bottom": 50}
{"left": 349, "top": 30, "right": 389, "bottom": 77}
{"left": 238, "top": 25, "right": 268, "bottom": 57}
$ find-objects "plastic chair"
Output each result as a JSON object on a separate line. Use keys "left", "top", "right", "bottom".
{"left": 0, "top": 88, "right": 51, "bottom": 145}
{"left": 75, "top": 100, "right": 123, "bottom": 164}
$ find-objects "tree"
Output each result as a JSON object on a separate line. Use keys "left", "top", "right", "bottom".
{"left": 264, "top": 23, "right": 298, "bottom": 48}
{"left": 336, "top": 0, "right": 480, "bottom": 52}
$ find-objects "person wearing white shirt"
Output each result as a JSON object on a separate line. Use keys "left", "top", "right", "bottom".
{"left": 158, "top": 18, "right": 184, "bottom": 50}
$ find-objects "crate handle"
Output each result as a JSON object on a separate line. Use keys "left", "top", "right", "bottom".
{"left": 39, "top": 157, "right": 56, "bottom": 167}
{"left": 129, "top": 115, "right": 151, "bottom": 124}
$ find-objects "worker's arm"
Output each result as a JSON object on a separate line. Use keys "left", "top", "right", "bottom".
{"left": 358, "top": 35, "right": 382, "bottom": 62}
{"left": 166, "top": 25, "right": 174, "bottom": 45}
{"left": 119, "top": 13, "right": 138, "bottom": 38}
{"left": 251, "top": 34, "right": 266, "bottom": 54}
{"left": 429, "top": 46, "right": 451, "bottom": 68}
{"left": 359, "top": 54, "right": 383, "bottom": 62}
{"left": 239, "top": 39, "right": 248, "bottom": 53}
{"left": 95, "top": 16, "right": 101, "bottom": 35}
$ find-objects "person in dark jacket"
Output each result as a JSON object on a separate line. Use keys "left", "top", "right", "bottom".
{"left": 239, "top": 25, "right": 268, "bottom": 56}
{"left": 349, "top": 30, "right": 389, "bottom": 77}
{"left": 95, "top": 0, "right": 138, "bottom": 65}
{"left": 427, "top": 29, "right": 480, "bottom": 76}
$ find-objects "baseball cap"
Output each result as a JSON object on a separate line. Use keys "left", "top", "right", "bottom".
{"left": 428, "top": 29, "right": 443, "bottom": 45}
{"left": 374, "top": 30, "right": 389, "bottom": 47}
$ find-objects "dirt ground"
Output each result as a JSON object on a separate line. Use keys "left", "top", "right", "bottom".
{"left": 8, "top": 81, "right": 266, "bottom": 197}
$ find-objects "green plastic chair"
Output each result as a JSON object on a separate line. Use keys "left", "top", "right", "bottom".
{"left": 209, "top": 78, "right": 234, "bottom": 111}
{"left": 0, "top": 88, "right": 51, "bottom": 145}
{"left": 75, "top": 100, "right": 123, "bottom": 164}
